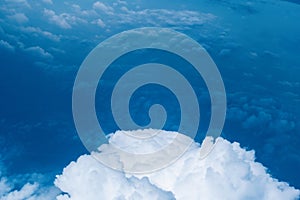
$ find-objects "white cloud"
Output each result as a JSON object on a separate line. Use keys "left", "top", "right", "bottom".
{"left": 43, "top": 9, "right": 87, "bottom": 29}
{"left": 111, "top": 8, "right": 216, "bottom": 27}
{"left": 0, "top": 180, "right": 59, "bottom": 200}
{"left": 71, "top": 4, "right": 82, "bottom": 14}
{"left": 55, "top": 129, "right": 300, "bottom": 200}
{"left": 0, "top": 178, "right": 11, "bottom": 195}
{"left": 0, "top": 161, "right": 59, "bottom": 200}
{"left": 8, "top": 13, "right": 28, "bottom": 23}
{"left": 20, "top": 26, "right": 60, "bottom": 42}
{"left": 0, "top": 40, "right": 15, "bottom": 52}
{"left": 93, "top": 2, "right": 114, "bottom": 15}
{"left": 55, "top": 158, "right": 174, "bottom": 200}
{"left": 1, "top": 183, "right": 39, "bottom": 200}
{"left": 49, "top": 47, "right": 65, "bottom": 54}
{"left": 71, "top": 4, "right": 92, "bottom": 16}
{"left": 92, "top": 19, "right": 106, "bottom": 28}
{"left": 25, "top": 46, "right": 53, "bottom": 60}
{"left": 39, "top": 2, "right": 214, "bottom": 29}
{"left": 43, "top": 9, "right": 71, "bottom": 29}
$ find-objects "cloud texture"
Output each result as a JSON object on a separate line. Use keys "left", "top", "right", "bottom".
{"left": 0, "top": 178, "right": 58, "bottom": 200}
{"left": 55, "top": 129, "right": 300, "bottom": 200}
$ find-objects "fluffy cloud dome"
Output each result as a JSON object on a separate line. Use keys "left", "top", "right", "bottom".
{"left": 55, "top": 129, "right": 300, "bottom": 200}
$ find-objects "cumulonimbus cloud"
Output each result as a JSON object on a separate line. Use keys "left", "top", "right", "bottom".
{"left": 55, "top": 129, "right": 300, "bottom": 200}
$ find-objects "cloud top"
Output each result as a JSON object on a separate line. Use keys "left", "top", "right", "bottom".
{"left": 55, "top": 129, "right": 300, "bottom": 200}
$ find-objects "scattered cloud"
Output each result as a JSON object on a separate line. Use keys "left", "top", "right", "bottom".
{"left": 8, "top": 13, "right": 29, "bottom": 23}
{"left": 59, "top": 2, "right": 215, "bottom": 29}
{"left": 113, "top": 8, "right": 216, "bottom": 27}
{"left": 43, "top": 9, "right": 88, "bottom": 29}
{"left": 0, "top": 40, "right": 15, "bottom": 52}
{"left": 227, "top": 95, "right": 296, "bottom": 134}
{"left": 92, "top": 19, "right": 106, "bottom": 28}
{"left": 2, "top": 1, "right": 216, "bottom": 32}
{"left": 0, "top": 180, "right": 59, "bottom": 200}
{"left": 71, "top": 4, "right": 84, "bottom": 15}
{"left": 20, "top": 26, "right": 60, "bottom": 42}
{"left": 242, "top": 111, "right": 272, "bottom": 129}
{"left": 49, "top": 47, "right": 65, "bottom": 55}
{"left": 0, "top": 157, "right": 59, "bottom": 200}
{"left": 71, "top": 4, "right": 97, "bottom": 17}
{"left": 55, "top": 129, "right": 300, "bottom": 200}
{"left": 278, "top": 80, "right": 300, "bottom": 88}
{"left": 1, "top": 182, "right": 39, "bottom": 200}
{"left": 93, "top": 2, "right": 114, "bottom": 15}
{"left": 43, "top": 9, "right": 71, "bottom": 29}
{"left": 25, "top": 46, "right": 53, "bottom": 60}
{"left": 113, "top": 0, "right": 127, "bottom": 7}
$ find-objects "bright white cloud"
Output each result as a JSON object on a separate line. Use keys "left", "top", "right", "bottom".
{"left": 55, "top": 129, "right": 300, "bottom": 200}
{"left": 55, "top": 156, "right": 174, "bottom": 200}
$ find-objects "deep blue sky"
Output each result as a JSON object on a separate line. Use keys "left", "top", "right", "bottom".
{"left": 0, "top": 0, "right": 299, "bottom": 190}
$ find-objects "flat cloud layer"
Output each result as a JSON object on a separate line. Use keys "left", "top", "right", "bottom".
{"left": 55, "top": 129, "right": 300, "bottom": 200}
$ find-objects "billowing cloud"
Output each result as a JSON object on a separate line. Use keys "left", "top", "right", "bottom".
{"left": 55, "top": 158, "right": 174, "bottom": 200}
{"left": 55, "top": 129, "right": 300, "bottom": 200}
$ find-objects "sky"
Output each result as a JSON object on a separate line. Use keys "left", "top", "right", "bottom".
{"left": 0, "top": 0, "right": 299, "bottom": 199}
